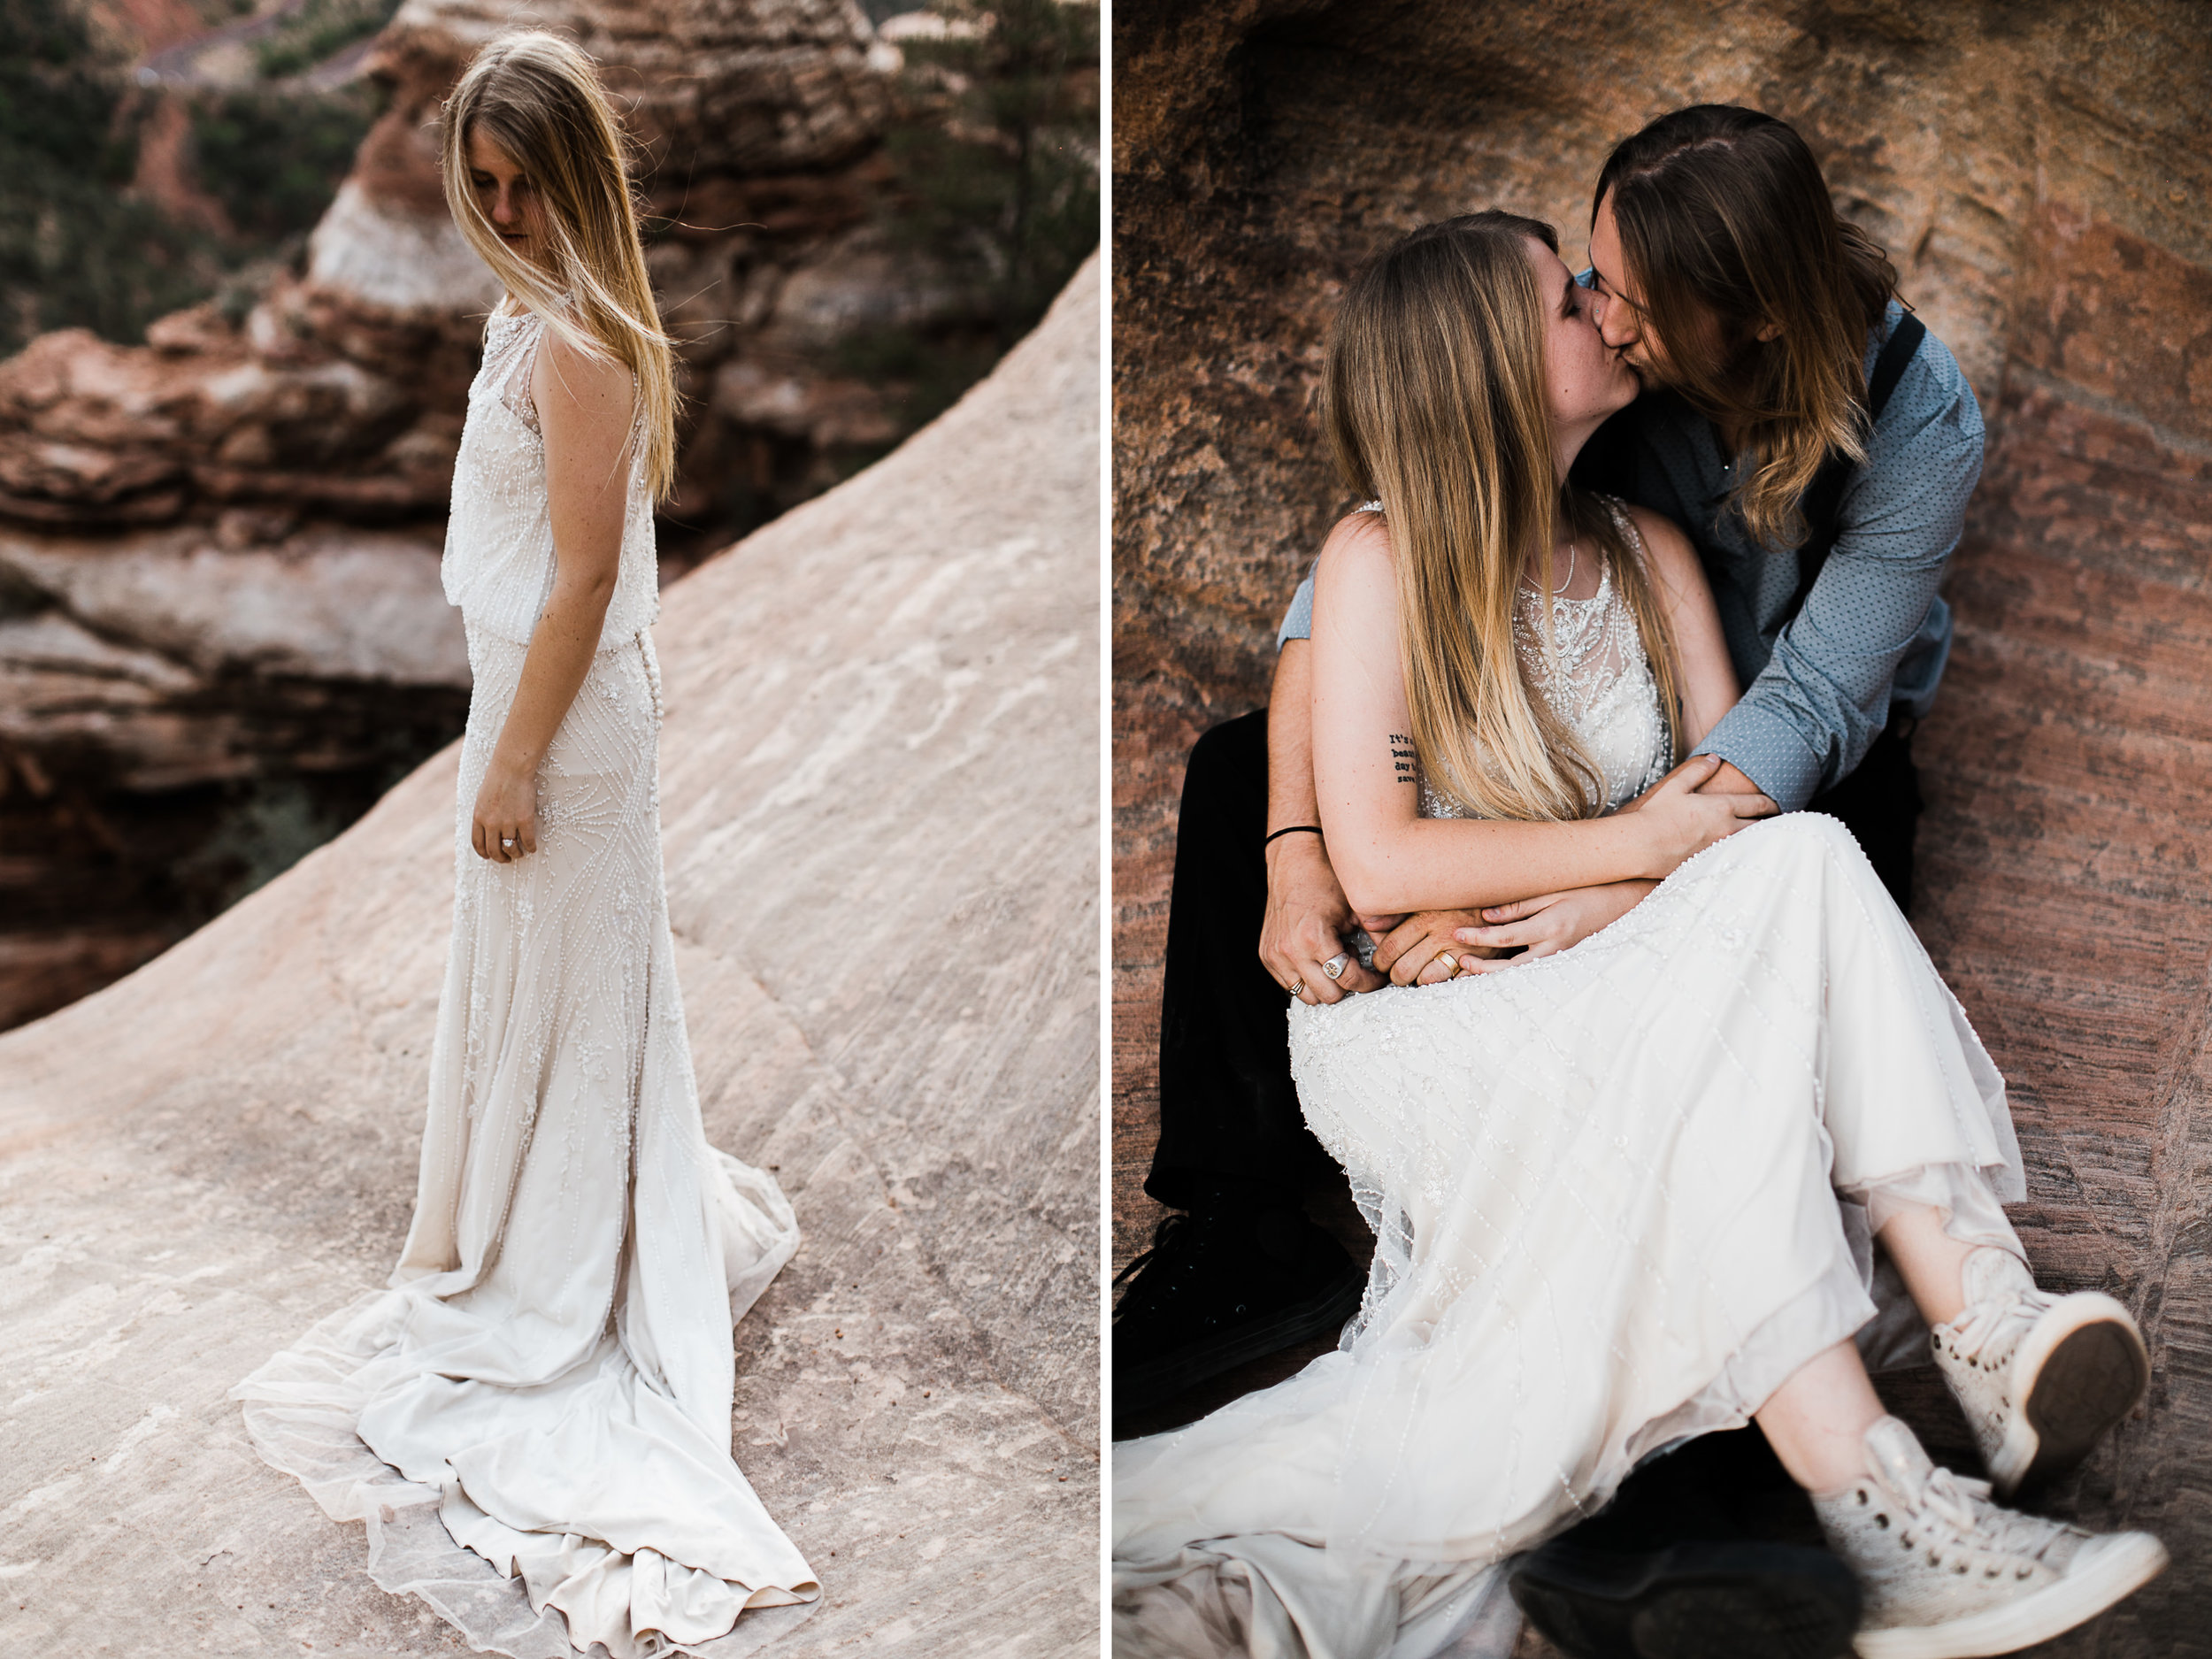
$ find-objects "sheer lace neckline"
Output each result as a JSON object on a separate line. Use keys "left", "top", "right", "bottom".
{"left": 1363, "top": 495, "right": 1668, "bottom": 818}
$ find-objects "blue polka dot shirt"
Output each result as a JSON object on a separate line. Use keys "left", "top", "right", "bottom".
{"left": 1277, "top": 299, "right": 1985, "bottom": 811}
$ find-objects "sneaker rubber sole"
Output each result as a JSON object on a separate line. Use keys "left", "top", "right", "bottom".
{"left": 1989, "top": 1292, "right": 2150, "bottom": 1500}
{"left": 1509, "top": 1540, "right": 1861, "bottom": 1659}
{"left": 1111, "top": 1265, "right": 1364, "bottom": 1420}
{"left": 1853, "top": 1530, "right": 2167, "bottom": 1659}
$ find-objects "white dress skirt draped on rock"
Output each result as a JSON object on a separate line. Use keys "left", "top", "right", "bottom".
{"left": 1111, "top": 508, "right": 2027, "bottom": 1659}
{"left": 233, "top": 305, "right": 819, "bottom": 1659}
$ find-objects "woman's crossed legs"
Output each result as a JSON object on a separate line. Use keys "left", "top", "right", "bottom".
{"left": 1753, "top": 1205, "right": 2159, "bottom": 1658}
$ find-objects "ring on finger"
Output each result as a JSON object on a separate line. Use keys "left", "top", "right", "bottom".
{"left": 1286, "top": 979, "right": 1306, "bottom": 998}
{"left": 1432, "top": 949, "right": 1459, "bottom": 978}
{"left": 1322, "top": 953, "right": 1349, "bottom": 981}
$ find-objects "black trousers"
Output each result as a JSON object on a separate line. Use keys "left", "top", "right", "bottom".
{"left": 1144, "top": 708, "right": 1923, "bottom": 1208}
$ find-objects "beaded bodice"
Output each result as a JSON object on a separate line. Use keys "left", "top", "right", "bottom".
{"left": 442, "top": 304, "right": 660, "bottom": 650}
{"left": 1358, "top": 499, "right": 1671, "bottom": 818}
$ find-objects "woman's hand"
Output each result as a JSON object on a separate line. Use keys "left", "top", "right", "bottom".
{"left": 462, "top": 323, "right": 629, "bottom": 871}
{"left": 472, "top": 760, "right": 539, "bottom": 863}
{"left": 1373, "top": 910, "right": 1505, "bottom": 985}
{"left": 1262, "top": 833, "right": 1388, "bottom": 1004}
{"left": 1632, "top": 753, "right": 1777, "bottom": 876}
{"left": 1450, "top": 880, "right": 1656, "bottom": 972}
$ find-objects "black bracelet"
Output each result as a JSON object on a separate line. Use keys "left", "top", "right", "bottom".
{"left": 1264, "top": 824, "right": 1324, "bottom": 846}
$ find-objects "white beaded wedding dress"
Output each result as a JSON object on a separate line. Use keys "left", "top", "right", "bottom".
{"left": 233, "top": 304, "right": 820, "bottom": 1659}
{"left": 1112, "top": 506, "right": 2029, "bottom": 1659}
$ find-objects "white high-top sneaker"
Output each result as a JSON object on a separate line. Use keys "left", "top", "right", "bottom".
{"left": 1929, "top": 1248, "right": 2148, "bottom": 1499}
{"left": 1813, "top": 1416, "right": 2164, "bottom": 1659}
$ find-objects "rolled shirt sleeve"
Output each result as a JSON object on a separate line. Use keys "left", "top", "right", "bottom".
{"left": 1694, "top": 318, "right": 1985, "bottom": 809}
{"left": 1278, "top": 567, "right": 1317, "bottom": 648}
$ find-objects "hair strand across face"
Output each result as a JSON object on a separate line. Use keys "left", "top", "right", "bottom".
{"left": 442, "top": 32, "right": 680, "bottom": 503}
{"left": 1322, "top": 211, "right": 1686, "bottom": 823}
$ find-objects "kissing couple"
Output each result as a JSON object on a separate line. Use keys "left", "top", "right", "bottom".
{"left": 1112, "top": 106, "right": 2166, "bottom": 1659}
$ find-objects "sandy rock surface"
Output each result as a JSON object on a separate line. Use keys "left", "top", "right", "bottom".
{"left": 1111, "top": 2, "right": 2212, "bottom": 1647}
{"left": 0, "top": 256, "right": 1099, "bottom": 1657}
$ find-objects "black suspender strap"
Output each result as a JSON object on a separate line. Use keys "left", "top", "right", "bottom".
{"left": 1866, "top": 311, "right": 1928, "bottom": 419}
{"left": 1784, "top": 310, "right": 1928, "bottom": 621}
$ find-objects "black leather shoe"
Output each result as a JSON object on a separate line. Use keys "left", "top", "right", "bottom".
{"left": 1509, "top": 1429, "right": 1860, "bottom": 1659}
{"left": 1112, "top": 1202, "right": 1364, "bottom": 1419}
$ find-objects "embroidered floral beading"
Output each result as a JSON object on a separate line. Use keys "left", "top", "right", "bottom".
{"left": 442, "top": 304, "right": 661, "bottom": 652}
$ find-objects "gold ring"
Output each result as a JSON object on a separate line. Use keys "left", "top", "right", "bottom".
{"left": 1433, "top": 949, "right": 1459, "bottom": 976}
{"left": 1287, "top": 979, "right": 1305, "bottom": 998}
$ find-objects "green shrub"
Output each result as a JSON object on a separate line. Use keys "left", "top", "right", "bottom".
{"left": 886, "top": 0, "right": 1101, "bottom": 346}
{"left": 253, "top": 0, "right": 401, "bottom": 81}
{"left": 189, "top": 84, "right": 380, "bottom": 242}
{"left": 0, "top": 0, "right": 213, "bottom": 350}
{"left": 0, "top": 0, "right": 388, "bottom": 354}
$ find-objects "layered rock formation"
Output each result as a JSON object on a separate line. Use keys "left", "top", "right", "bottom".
{"left": 0, "top": 254, "right": 1097, "bottom": 1656}
{"left": 0, "top": 0, "right": 1012, "bottom": 1029}
{"left": 1111, "top": 2, "right": 2212, "bottom": 1648}
{"left": 0, "top": 0, "right": 906, "bottom": 534}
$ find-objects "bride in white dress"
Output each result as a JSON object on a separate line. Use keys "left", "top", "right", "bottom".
{"left": 231, "top": 35, "right": 818, "bottom": 1658}
{"left": 1112, "top": 212, "right": 2164, "bottom": 1659}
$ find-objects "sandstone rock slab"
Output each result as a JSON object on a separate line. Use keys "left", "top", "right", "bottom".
{"left": 0, "top": 255, "right": 1099, "bottom": 1656}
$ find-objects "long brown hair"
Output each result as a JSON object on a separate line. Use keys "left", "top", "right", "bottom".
{"left": 1322, "top": 211, "right": 1686, "bottom": 823}
{"left": 1594, "top": 104, "right": 1897, "bottom": 549}
{"left": 441, "top": 32, "right": 680, "bottom": 501}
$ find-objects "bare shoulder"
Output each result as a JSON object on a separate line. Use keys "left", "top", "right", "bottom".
{"left": 533, "top": 326, "right": 636, "bottom": 432}
{"left": 1315, "top": 507, "right": 1394, "bottom": 580}
{"left": 1619, "top": 501, "right": 1702, "bottom": 591}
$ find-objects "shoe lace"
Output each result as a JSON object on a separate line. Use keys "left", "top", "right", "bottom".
{"left": 1945, "top": 1282, "right": 2055, "bottom": 1371}
{"left": 1112, "top": 1211, "right": 1189, "bottom": 1290}
{"left": 1910, "top": 1465, "right": 2070, "bottom": 1566}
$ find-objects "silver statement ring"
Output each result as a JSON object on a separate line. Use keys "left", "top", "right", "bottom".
{"left": 1286, "top": 979, "right": 1306, "bottom": 999}
{"left": 1322, "top": 953, "right": 1349, "bottom": 981}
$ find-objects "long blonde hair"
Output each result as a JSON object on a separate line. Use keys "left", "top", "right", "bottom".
{"left": 1594, "top": 105, "right": 1897, "bottom": 550}
{"left": 441, "top": 32, "right": 680, "bottom": 502}
{"left": 1322, "top": 211, "right": 1686, "bottom": 822}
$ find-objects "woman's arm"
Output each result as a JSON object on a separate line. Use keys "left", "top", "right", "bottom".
{"left": 1627, "top": 503, "right": 1738, "bottom": 748}
{"left": 1257, "top": 641, "right": 1391, "bottom": 1003}
{"left": 470, "top": 328, "right": 636, "bottom": 864}
{"left": 1310, "top": 512, "right": 1771, "bottom": 916}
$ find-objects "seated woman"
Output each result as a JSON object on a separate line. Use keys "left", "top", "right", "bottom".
{"left": 1111, "top": 211, "right": 2164, "bottom": 1659}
